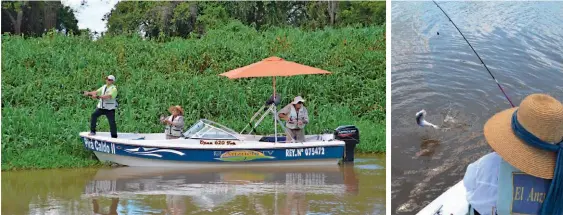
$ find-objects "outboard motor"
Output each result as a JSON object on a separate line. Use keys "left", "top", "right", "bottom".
{"left": 334, "top": 125, "right": 360, "bottom": 162}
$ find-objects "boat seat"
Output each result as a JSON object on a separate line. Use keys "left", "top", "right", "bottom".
{"left": 259, "top": 136, "right": 287, "bottom": 143}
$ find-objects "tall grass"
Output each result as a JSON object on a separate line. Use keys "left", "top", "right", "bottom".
{"left": 1, "top": 22, "right": 386, "bottom": 170}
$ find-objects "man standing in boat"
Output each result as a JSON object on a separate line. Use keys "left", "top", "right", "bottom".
{"left": 83, "top": 75, "right": 118, "bottom": 138}
{"left": 278, "top": 96, "right": 309, "bottom": 142}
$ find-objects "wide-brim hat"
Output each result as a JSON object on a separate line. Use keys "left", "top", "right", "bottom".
{"left": 484, "top": 93, "right": 563, "bottom": 179}
{"left": 291, "top": 96, "right": 305, "bottom": 104}
{"left": 168, "top": 105, "right": 184, "bottom": 115}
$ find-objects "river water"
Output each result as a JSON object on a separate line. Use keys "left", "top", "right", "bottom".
{"left": 1, "top": 154, "right": 384, "bottom": 215}
{"left": 392, "top": 1, "right": 563, "bottom": 214}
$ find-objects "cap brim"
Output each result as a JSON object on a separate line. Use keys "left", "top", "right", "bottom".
{"left": 484, "top": 107, "right": 556, "bottom": 179}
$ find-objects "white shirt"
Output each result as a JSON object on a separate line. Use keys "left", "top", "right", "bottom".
{"left": 463, "top": 152, "right": 502, "bottom": 215}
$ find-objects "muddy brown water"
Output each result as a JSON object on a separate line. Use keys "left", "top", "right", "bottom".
{"left": 1, "top": 154, "right": 384, "bottom": 215}
{"left": 392, "top": 1, "right": 563, "bottom": 214}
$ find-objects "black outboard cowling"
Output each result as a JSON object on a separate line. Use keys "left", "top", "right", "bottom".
{"left": 264, "top": 94, "right": 281, "bottom": 110}
{"left": 334, "top": 125, "right": 360, "bottom": 162}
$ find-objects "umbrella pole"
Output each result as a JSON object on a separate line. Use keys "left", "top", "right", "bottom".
{"left": 273, "top": 76, "right": 277, "bottom": 143}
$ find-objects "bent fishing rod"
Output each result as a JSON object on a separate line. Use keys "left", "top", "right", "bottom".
{"left": 432, "top": 0, "right": 515, "bottom": 107}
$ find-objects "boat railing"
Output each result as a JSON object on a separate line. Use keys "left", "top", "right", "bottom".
{"left": 240, "top": 103, "right": 289, "bottom": 136}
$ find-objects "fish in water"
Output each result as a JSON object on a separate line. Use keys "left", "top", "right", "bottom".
{"left": 416, "top": 109, "right": 439, "bottom": 129}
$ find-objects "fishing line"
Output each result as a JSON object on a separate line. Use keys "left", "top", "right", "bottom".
{"left": 432, "top": 0, "right": 515, "bottom": 107}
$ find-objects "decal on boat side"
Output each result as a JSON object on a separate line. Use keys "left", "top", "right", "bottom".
{"left": 124, "top": 147, "right": 186, "bottom": 158}
{"left": 200, "top": 140, "right": 237, "bottom": 145}
{"left": 285, "top": 147, "right": 325, "bottom": 157}
{"left": 214, "top": 150, "right": 275, "bottom": 162}
{"left": 83, "top": 138, "right": 115, "bottom": 154}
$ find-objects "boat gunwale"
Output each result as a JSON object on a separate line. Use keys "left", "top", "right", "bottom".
{"left": 79, "top": 132, "right": 346, "bottom": 150}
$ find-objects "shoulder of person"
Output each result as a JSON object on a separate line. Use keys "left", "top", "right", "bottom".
{"left": 464, "top": 152, "right": 501, "bottom": 185}
{"left": 280, "top": 104, "right": 291, "bottom": 111}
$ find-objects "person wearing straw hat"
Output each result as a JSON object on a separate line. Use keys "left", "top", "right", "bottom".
{"left": 83, "top": 75, "right": 118, "bottom": 138}
{"left": 278, "top": 96, "right": 309, "bottom": 142}
{"left": 463, "top": 94, "right": 563, "bottom": 215}
{"left": 160, "top": 105, "right": 185, "bottom": 139}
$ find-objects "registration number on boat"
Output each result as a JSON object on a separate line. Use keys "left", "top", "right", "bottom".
{"left": 83, "top": 138, "right": 115, "bottom": 154}
{"left": 286, "top": 147, "right": 325, "bottom": 157}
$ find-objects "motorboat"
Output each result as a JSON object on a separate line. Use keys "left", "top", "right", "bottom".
{"left": 80, "top": 57, "right": 360, "bottom": 167}
{"left": 79, "top": 100, "right": 360, "bottom": 167}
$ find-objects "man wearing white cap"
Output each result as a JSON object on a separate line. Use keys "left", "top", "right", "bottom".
{"left": 278, "top": 96, "right": 309, "bottom": 142}
{"left": 83, "top": 75, "right": 119, "bottom": 138}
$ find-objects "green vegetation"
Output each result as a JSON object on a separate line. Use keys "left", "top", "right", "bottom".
{"left": 103, "top": 1, "right": 385, "bottom": 38}
{"left": 2, "top": 1, "right": 80, "bottom": 36}
{"left": 1, "top": 21, "right": 385, "bottom": 171}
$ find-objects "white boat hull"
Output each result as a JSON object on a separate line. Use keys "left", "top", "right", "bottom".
{"left": 416, "top": 181, "right": 469, "bottom": 215}
{"left": 80, "top": 119, "right": 359, "bottom": 167}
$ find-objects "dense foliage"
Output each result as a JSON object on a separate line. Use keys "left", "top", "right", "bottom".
{"left": 104, "top": 1, "right": 386, "bottom": 39}
{"left": 1, "top": 1, "right": 80, "bottom": 36}
{"left": 1, "top": 22, "right": 385, "bottom": 170}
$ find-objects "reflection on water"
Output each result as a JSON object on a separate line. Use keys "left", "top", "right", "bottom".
{"left": 1, "top": 155, "right": 385, "bottom": 215}
{"left": 392, "top": 1, "right": 563, "bottom": 214}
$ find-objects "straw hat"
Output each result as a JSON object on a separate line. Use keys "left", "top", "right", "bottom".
{"left": 484, "top": 94, "right": 563, "bottom": 179}
{"left": 168, "top": 105, "right": 184, "bottom": 115}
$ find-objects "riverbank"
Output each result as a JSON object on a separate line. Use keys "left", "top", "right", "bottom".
{"left": 1, "top": 22, "right": 385, "bottom": 171}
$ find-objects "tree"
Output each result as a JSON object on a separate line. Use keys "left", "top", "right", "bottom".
{"left": 57, "top": 5, "right": 80, "bottom": 35}
{"left": 1, "top": 1, "right": 80, "bottom": 36}
{"left": 338, "top": 1, "right": 385, "bottom": 27}
{"left": 2, "top": 1, "right": 27, "bottom": 35}
{"left": 101, "top": 1, "right": 386, "bottom": 39}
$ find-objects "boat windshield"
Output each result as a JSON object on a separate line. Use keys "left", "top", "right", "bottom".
{"left": 183, "top": 119, "right": 240, "bottom": 140}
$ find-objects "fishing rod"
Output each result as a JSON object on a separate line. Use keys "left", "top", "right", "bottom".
{"left": 432, "top": 0, "right": 515, "bottom": 107}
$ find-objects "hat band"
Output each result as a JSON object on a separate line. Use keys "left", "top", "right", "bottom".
{"left": 511, "top": 110, "right": 563, "bottom": 214}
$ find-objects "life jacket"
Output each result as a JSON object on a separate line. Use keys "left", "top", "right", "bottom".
{"left": 97, "top": 84, "right": 118, "bottom": 110}
{"left": 496, "top": 158, "right": 552, "bottom": 215}
{"left": 285, "top": 105, "right": 307, "bottom": 130}
{"left": 164, "top": 115, "right": 184, "bottom": 137}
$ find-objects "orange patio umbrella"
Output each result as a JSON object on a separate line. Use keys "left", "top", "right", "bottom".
{"left": 219, "top": 56, "right": 332, "bottom": 141}
{"left": 219, "top": 56, "right": 332, "bottom": 96}
{"left": 220, "top": 56, "right": 331, "bottom": 78}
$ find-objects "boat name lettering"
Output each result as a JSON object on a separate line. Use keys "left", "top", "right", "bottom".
{"left": 84, "top": 138, "right": 115, "bottom": 154}
{"left": 200, "top": 140, "right": 213, "bottom": 145}
{"left": 200, "top": 140, "right": 236, "bottom": 145}
{"left": 286, "top": 147, "right": 325, "bottom": 157}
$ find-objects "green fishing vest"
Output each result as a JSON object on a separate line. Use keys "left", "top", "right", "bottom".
{"left": 97, "top": 85, "right": 117, "bottom": 110}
